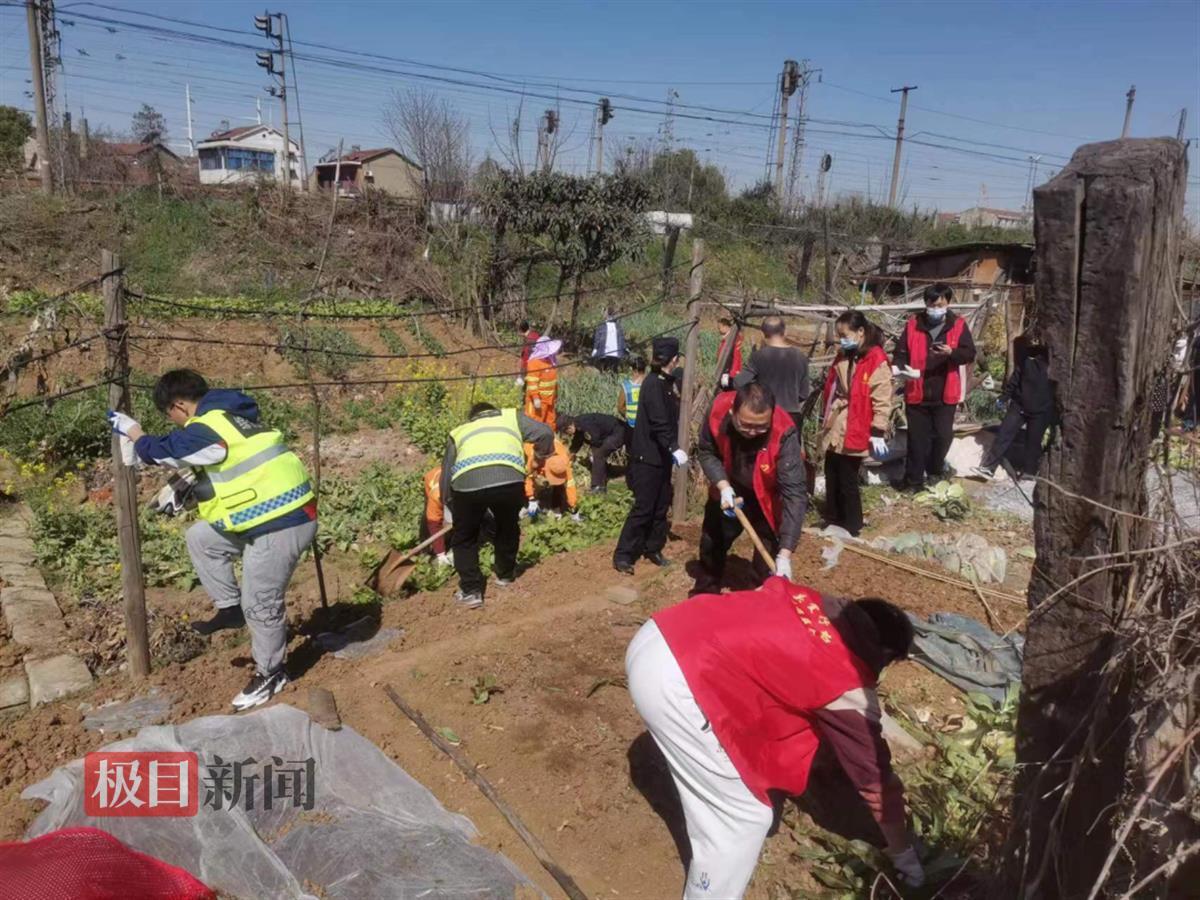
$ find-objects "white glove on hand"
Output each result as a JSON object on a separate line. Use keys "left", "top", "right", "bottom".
{"left": 107, "top": 410, "right": 140, "bottom": 437}
{"left": 570, "top": 511, "right": 583, "bottom": 523}
{"left": 442, "top": 506, "right": 453, "bottom": 527}
{"left": 532, "top": 396, "right": 542, "bottom": 411}
{"left": 887, "top": 846, "right": 925, "bottom": 889}
{"left": 719, "top": 485, "right": 737, "bottom": 509}
{"left": 671, "top": 449, "right": 689, "bottom": 466}
{"left": 514, "top": 376, "right": 525, "bottom": 387}
{"left": 719, "top": 373, "right": 730, "bottom": 389}
{"left": 526, "top": 499, "right": 539, "bottom": 517}
{"left": 869, "top": 436, "right": 888, "bottom": 461}
{"left": 435, "top": 551, "right": 454, "bottom": 567}
{"left": 774, "top": 554, "right": 793, "bottom": 581}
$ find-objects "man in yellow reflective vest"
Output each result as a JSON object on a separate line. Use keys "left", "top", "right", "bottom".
{"left": 109, "top": 369, "right": 317, "bottom": 711}
{"left": 440, "top": 402, "right": 553, "bottom": 608}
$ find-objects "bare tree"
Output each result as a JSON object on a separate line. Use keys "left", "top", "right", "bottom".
{"left": 383, "top": 88, "right": 473, "bottom": 204}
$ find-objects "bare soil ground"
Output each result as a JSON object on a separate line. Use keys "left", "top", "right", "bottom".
{"left": 0, "top": 486, "right": 1027, "bottom": 898}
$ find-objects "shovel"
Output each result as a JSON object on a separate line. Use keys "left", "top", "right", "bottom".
{"left": 366, "top": 526, "right": 452, "bottom": 596}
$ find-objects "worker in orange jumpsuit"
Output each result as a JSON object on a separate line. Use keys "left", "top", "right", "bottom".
{"left": 524, "top": 438, "right": 580, "bottom": 521}
{"left": 524, "top": 337, "right": 561, "bottom": 430}
{"left": 423, "top": 466, "right": 454, "bottom": 566}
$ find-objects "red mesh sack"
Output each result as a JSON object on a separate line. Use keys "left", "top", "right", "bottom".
{"left": 0, "top": 827, "right": 213, "bottom": 900}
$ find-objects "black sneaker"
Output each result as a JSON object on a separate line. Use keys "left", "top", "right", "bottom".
{"left": 192, "top": 606, "right": 246, "bottom": 635}
{"left": 232, "top": 668, "right": 289, "bottom": 711}
{"left": 643, "top": 552, "right": 671, "bottom": 568}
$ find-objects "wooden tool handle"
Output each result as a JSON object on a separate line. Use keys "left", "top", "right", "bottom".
{"left": 732, "top": 504, "right": 776, "bottom": 573}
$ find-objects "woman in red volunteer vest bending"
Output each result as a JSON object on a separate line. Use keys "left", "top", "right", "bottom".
{"left": 626, "top": 577, "right": 926, "bottom": 899}
{"left": 891, "top": 283, "right": 977, "bottom": 491}
{"left": 694, "top": 382, "right": 806, "bottom": 593}
{"left": 819, "top": 310, "right": 894, "bottom": 536}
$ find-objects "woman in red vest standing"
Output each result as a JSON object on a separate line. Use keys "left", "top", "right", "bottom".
{"left": 819, "top": 310, "right": 894, "bottom": 536}
{"left": 625, "top": 577, "right": 926, "bottom": 898}
{"left": 892, "top": 283, "right": 976, "bottom": 491}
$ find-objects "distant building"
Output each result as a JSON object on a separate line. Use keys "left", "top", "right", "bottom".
{"left": 940, "top": 206, "right": 1032, "bottom": 230}
{"left": 196, "top": 125, "right": 299, "bottom": 186}
{"left": 894, "top": 241, "right": 1034, "bottom": 286}
{"left": 311, "top": 147, "right": 422, "bottom": 200}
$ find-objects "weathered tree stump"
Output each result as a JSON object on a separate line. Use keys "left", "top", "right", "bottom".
{"left": 1007, "top": 139, "right": 1188, "bottom": 897}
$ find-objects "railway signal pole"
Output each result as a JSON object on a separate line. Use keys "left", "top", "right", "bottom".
{"left": 25, "top": 0, "right": 53, "bottom": 193}
{"left": 595, "top": 98, "right": 613, "bottom": 175}
{"left": 773, "top": 60, "right": 800, "bottom": 195}
{"left": 255, "top": 13, "right": 293, "bottom": 192}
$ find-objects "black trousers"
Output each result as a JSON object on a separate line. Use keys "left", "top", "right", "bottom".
{"left": 905, "top": 403, "right": 957, "bottom": 485}
{"left": 450, "top": 481, "right": 525, "bottom": 595}
{"left": 590, "top": 430, "right": 628, "bottom": 490}
{"left": 984, "top": 405, "right": 1054, "bottom": 476}
{"left": 695, "top": 494, "right": 777, "bottom": 593}
{"left": 824, "top": 452, "right": 864, "bottom": 536}
{"left": 595, "top": 356, "right": 620, "bottom": 373}
{"left": 614, "top": 461, "right": 672, "bottom": 564}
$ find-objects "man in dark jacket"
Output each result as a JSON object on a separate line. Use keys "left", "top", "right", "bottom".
{"left": 892, "top": 283, "right": 977, "bottom": 489}
{"left": 733, "top": 315, "right": 811, "bottom": 431}
{"left": 558, "top": 413, "right": 627, "bottom": 492}
{"left": 972, "top": 335, "right": 1055, "bottom": 480}
{"left": 613, "top": 337, "right": 685, "bottom": 574}
{"left": 695, "top": 383, "right": 806, "bottom": 594}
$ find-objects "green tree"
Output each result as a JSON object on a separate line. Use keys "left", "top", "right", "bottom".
{"left": 131, "top": 103, "right": 167, "bottom": 144}
{"left": 0, "top": 105, "right": 33, "bottom": 171}
{"left": 647, "top": 148, "right": 727, "bottom": 216}
{"left": 480, "top": 170, "right": 651, "bottom": 333}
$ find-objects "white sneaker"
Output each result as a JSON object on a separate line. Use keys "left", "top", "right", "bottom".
{"left": 232, "top": 669, "right": 289, "bottom": 711}
{"left": 970, "top": 466, "right": 997, "bottom": 481}
{"left": 453, "top": 590, "right": 483, "bottom": 609}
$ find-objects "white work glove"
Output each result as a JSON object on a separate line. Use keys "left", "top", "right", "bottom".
{"left": 869, "top": 436, "right": 889, "bottom": 461}
{"left": 570, "top": 510, "right": 583, "bottom": 523}
{"left": 442, "top": 506, "right": 453, "bottom": 526}
{"left": 526, "top": 499, "right": 540, "bottom": 518}
{"left": 774, "top": 554, "right": 793, "bottom": 581}
{"left": 891, "top": 364, "right": 921, "bottom": 380}
{"left": 719, "top": 373, "right": 730, "bottom": 389}
{"left": 532, "top": 396, "right": 542, "bottom": 411}
{"left": 887, "top": 846, "right": 925, "bottom": 889}
{"left": 107, "top": 410, "right": 140, "bottom": 437}
{"left": 671, "top": 448, "right": 689, "bottom": 466}
{"left": 514, "top": 376, "right": 525, "bottom": 387}
{"left": 435, "top": 551, "right": 454, "bottom": 567}
{"left": 719, "top": 485, "right": 743, "bottom": 519}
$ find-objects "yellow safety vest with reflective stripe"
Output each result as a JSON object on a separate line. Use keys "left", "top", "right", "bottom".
{"left": 622, "top": 378, "right": 641, "bottom": 427}
{"left": 448, "top": 408, "right": 526, "bottom": 484}
{"left": 187, "top": 408, "right": 313, "bottom": 533}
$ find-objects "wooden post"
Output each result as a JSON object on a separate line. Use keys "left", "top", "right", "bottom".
{"left": 796, "top": 234, "right": 814, "bottom": 297}
{"left": 672, "top": 239, "right": 704, "bottom": 521}
{"left": 103, "top": 251, "right": 150, "bottom": 678}
{"left": 1006, "top": 139, "right": 1187, "bottom": 896}
{"left": 661, "top": 225, "right": 681, "bottom": 301}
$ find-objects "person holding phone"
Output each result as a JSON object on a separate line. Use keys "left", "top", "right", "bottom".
{"left": 891, "top": 283, "right": 976, "bottom": 491}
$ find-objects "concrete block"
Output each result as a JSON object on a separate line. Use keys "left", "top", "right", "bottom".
{"left": 0, "top": 536, "right": 36, "bottom": 563}
{"left": 605, "top": 585, "right": 639, "bottom": 606}
{"left": 25, "top": 654, "right": 93, "bottom": 706}
{"left": 0, "top": 563, "right": 47, "bottom": 590}
{"left": 0, "top": 518, "right": 31, "bottom": 539}
{"left": 1, "top": 587, "right": 67, "bottom": 647}
{"left": 0, "top": 675, "right": 29, "bottom": 711}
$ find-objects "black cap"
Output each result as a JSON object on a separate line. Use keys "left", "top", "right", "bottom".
{"left": 652, "top": 337, "right": 680, "bottom": 361}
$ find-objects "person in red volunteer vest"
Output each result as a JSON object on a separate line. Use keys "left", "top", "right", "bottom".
{"left": 892, "top": 283, "right": 976, "bottom": 490}
{"left": 626, "top": 577, "right": 925, "bottom": 898}
{"left": 818, "top": 310, "right": 894, "bottom": 536}
{"left": 716, "top": 314, "right": 744, "bottom": 390}
{"left": 695, "top": 383, "right": 805, "bottom": 592}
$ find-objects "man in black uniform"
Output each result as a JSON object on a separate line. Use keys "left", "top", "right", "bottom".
{"left": 558, "top": 413, "right": 627, "bottom": 493}
{"left": 613, "top": 337, "right": 685, "bottom": 575}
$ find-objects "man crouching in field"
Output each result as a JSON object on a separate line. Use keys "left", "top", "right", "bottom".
{"left": 107, "top": 369, "right": 317, "bottom": 710}
{"left": 625, "top": 577, "right": 925, "bottom": 898}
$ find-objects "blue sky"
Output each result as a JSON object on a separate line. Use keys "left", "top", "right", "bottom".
{"left": 3, "top": 0, "right": 1198, "bottom": 214}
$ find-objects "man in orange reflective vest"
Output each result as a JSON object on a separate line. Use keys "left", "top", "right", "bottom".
{"left": 423, "top": 466, "right": 454, "bottom": 566}
{"left": 694, "top": 382, "right": 806, "bottom": 593}
{"left": 892, "top": 283, "right": 976, "bottom": 490}
{"left": 524, "top": 337, "right": 561, "bottom": 430}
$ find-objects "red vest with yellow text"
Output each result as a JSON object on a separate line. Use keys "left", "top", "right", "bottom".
{"left": 653, "top": 578, "right": 874, "bottom": 805}
{"left": 904, "top": 315, "right": 967, "bottom": 405}
{"left": 707, "top": 391, "right": 796, "bottom": 531}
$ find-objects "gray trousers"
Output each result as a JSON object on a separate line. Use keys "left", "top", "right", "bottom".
{"left": 185, "top": 518, "right": 318, "bottom": 675}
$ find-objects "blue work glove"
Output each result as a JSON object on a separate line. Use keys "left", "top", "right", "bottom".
{"left": 107, "top": 410, "right": 140, "bottom": 437}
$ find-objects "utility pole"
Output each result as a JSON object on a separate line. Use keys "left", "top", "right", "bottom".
{"left": 595, "top": 97, "right": 613, "bottom": 175}
{"left": 887, "top": 84, "right": 917, "bottom": 208}
{"left": 1024, "top": 154, "right": 1042, "bottom": 212}
{"left": 255, "top": 12, "right": 291, "bottom": 192}
{"left": 773, "top": 60, "right": 800, "bottom": 195}
{"left": 25, "top": 0, "right": 53, "bottom": 194}
{"left": 537, "top": 108, "right": 558, "bottom": 172}
{"left": 1120, "top": 84, "right": 1136, "bottom": 138}
{"left": 1176, "top": 107, "right": 1187, "bottom": 142}
{"left": 185, "top": 83, "right": 195, "bottom": 156}
{"left": 784, "top": 60, "right": 819, "bottom": 208}
{"left": 816, "top": 152, "right": 832, "bottom": 208}
{"left": 282, "top": 13, "right": 309, "bottom": 191}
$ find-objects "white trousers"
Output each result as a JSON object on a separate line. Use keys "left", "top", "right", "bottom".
{"left": 626, "top": 621, "right": 774, "bottom": 900}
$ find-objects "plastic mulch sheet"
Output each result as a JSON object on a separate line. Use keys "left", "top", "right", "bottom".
{"left": 22, "top": 704, "right": 539, "bottom": 899}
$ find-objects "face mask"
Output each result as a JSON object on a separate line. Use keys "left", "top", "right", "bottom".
{"left": 925, "top": 306, "right": 948, "bottom": 322}
{"left": 839, "top": 337, "right": 859, "bottom": 352}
